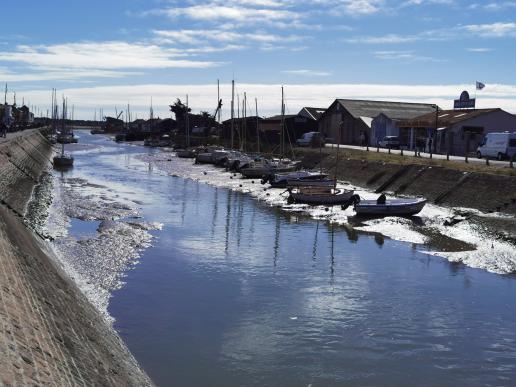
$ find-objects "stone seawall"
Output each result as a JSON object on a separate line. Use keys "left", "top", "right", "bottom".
{"left": 0, "top": 131, "right": 152, "bottom": 385}
{"left": 297, "top": 148, "right": 516, "bottom": 215}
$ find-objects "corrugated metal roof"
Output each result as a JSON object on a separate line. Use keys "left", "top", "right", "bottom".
{"left": 300, "top": 107, "right": 327, "bottom": 121}
{"left": 399, "top": 108, "right": 500, "bottom": 128}
{"left": 336, "top": 99, "right": 436, "bottom": 120}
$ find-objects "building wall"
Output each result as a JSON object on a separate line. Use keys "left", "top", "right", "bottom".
{"left": 440, "top": 110, "right": 516, "bottom": 155}
{"left": 371, "top": 115, "right": 399, "bottom": 145}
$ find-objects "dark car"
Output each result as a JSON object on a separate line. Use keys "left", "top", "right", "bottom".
{"left": 378, "top": 136, "right": 400, "bottom": 149}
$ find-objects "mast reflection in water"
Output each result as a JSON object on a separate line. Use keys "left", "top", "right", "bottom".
{"left": 68, "top": 133, "right": 516, "bottom": 387}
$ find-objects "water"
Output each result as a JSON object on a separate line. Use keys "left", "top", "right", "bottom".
{"left": 51, "top": 132, "right": 516, "bottom": 386}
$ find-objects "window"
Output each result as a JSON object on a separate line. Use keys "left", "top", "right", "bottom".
{"left": 509, "top": 139, "right": 516, "bottom": 147}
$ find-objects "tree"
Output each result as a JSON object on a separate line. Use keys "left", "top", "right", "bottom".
{"left": 169, "top": 98, "right": 191, "bottom": 123}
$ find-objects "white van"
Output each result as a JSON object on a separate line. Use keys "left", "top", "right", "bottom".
{"left": 476, "top": 132, "right": 516, "bottom": 160}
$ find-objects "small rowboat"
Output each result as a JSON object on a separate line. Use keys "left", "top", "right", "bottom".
{"left": 343, "top": 194, "right": 427, "bottom": 216}
{"left": 287, "top": 186, "right": 354, "bottom": 205}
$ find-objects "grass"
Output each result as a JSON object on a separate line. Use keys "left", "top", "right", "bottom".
{"left": 297, "top": 146, "right": 516, "bottom": 177}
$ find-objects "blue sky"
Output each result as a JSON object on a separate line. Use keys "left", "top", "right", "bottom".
{"left": 1, "top": 0, "right": 515, "bottom": 119}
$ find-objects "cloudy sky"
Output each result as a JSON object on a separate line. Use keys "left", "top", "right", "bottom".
{"left": 1, "top": 0, "right": 516, "bottom": 119}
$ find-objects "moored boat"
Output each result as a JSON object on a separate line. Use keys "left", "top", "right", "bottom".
{"left": 176, "top": 149, "right": 196, "bottom": 158}
{"left": 287, "top": 186, "right": 354, "bottom": 205}
{"left": 343, "top": 194, "right": 427, "bottom": 216}
{"left": 262, "top": 171, "right": 328, "bottom": 188}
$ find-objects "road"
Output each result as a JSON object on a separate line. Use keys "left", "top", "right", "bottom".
{"left": 325, "top": 143, "right": 513, "bottom": 167}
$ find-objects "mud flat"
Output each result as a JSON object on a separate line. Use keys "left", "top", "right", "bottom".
{"left": 0, "top": 130, "right": 152, "bottom": 385}
{"left": 297, "top": 147, "right": 516, "bottom": 243}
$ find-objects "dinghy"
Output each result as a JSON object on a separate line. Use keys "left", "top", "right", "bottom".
{"left": 343, "top": 194, "right": 427, "bottom": 216}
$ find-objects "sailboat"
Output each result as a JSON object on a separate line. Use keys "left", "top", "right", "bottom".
{"left": 287, "top": 119, "right": 353, "bottom": 205}
{"left": 53, "top": 142, "right": 74, "bottom": 168}
{"left": 53, "top": 99, "right": 73, "bottom": 168}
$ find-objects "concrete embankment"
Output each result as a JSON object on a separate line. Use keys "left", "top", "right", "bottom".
{"left": 0, "top": 131, "right": 152, "bottom": 385}
{"left": 297, "top": 147, "right": 516, "bottom": 241}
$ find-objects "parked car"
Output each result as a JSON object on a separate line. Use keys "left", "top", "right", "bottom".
{"left": 378, "top": 136, "right": 400, "bottom": 149}
{"left": 476, "top": 132, "right": 516, "bottom": 160}
{"left": 296, "top": 132, "right": 325, "bottom": 147}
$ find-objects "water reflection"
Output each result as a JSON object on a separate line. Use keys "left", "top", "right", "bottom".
{"left": 64, "top": 132, "right": 516, "bottom": 387}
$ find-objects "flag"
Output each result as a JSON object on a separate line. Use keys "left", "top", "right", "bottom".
{"left": 476, "top": 81, "right": 485, "bottom": 90}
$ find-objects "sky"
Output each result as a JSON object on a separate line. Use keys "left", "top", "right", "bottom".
{"left": 1, "top": 0, "right": 516, "bottom": 120}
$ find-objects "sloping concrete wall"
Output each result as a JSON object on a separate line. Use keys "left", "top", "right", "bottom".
{"left": 0, "top": 131, "right": 153, "bottom": 386}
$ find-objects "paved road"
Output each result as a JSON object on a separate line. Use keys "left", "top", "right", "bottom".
{"left": 325, "top": 143, "right": 513, "bottom": 167}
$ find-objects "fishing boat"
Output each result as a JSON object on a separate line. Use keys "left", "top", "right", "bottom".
{"left": 53, "top": 143, "right": 73, "bottom": 168}
{"left": 287, "top": 186, "right": 354, "bottom": 205}
{"left": 343, "top": 194, "right": 427, "bottom": 216}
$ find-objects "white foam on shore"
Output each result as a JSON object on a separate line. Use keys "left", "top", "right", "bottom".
{"left": 139, "top": 151, "right": 516, "bottom": 275}
{"left": 44, "top": 173, "right": 161, "bottom": 322}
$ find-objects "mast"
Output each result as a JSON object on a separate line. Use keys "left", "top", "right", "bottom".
{"left": 243, "top": 92, "right": 247, "bottom": 152}
{"left": 3, "top": 83, "right": 6, "bottom": 104}
{"left": 237, "top": 93, "right": 240, "bottom": 150}
{"left": 217, "top": 79, "right": 221, "bottom": 123}
{"left": 281, "top": 86, "right": 285, "bottom": 159}
{"left": 230, "top": 80, "right": 235, "bottom": 150}
{"left": 185, "top": 94, "right": 190, "bottom": 147}
{"left": 255, "top": 98, "right": 259, "bottom": 153}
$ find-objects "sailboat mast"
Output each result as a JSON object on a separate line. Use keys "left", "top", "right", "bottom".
{"left": 186, "top": 94, "right": 190, "bottom": 148}
{"left": 281, "top": 86, "right": 285, "bottom": 159}
{"left": 243, "top": 92, "right": 247, "bottom": 152}
{"left": 217, "top": 79, "right": 221, "bottom": 123}
{"left": 255, "top": 98, "right": 259, "bottom": 153}
{"left": 230, "top": 80, "right": 235, "bottom": 150}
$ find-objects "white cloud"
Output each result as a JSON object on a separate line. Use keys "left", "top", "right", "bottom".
{"left": 152, "top": 5, "right": 300, "bottom": 23}
{"left": 466, "top": 47, "right": 493, "bottom": 52}
{"left": 19, "top": 83, "right": 516, "bottom": 120}
{"left": 282, "top": 69, "right": 332, "bottom": 76}
{"left": 0, "top": 67, "right": 141, "bottom": 82}
{"left": 154, "top": 29, "right": 302, "bottom": 45}
{"left": 374, "top": 50, "right": 445, "bottom": 62}
{"left": 0, "top": 41, "right": 221, "bottom": 72}
{"left": 346, "top": 34, "right": 418, "bottom": 44}
{"left": 463, "top": 22, "right": 516, "bottom": 37}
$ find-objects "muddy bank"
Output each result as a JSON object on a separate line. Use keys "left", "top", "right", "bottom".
{"left": 297, "top": 147, "right": 516, "bottom": 241}
{"left": 0, "top": 131, "right": 152, "bottom": 385}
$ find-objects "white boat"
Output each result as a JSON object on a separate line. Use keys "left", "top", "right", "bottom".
{"left": 343, "top": 194, "right": 427, "bottom": 216}
{"left": 241, "top": 159, "right": 298, "bottom": 178}
{"left": 287, "top": 186, "right": 354, "bottom": 205}
{"left": 263, "top": 171, "right": 328, "bottom": 188}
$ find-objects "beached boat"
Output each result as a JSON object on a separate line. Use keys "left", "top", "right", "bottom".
{"left": 176, "top": 149, "right": 196, "bottom": 158}
{"left": 262, "top": 171, "right": 328, "bottom": 188}
{"left": 287, "top": 186, "right": 354, "bottom": 205}
{"left": 343, "top": 194, "right": 427, "bottom": 216}
{"left": 241, "top": 159, "right": 299, "bottom": 178}
{"left": 287, "top": 178, "right": 336, "bottom": 188}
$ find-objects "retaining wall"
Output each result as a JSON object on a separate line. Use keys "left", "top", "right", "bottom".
{"left": 0, "top": 131, "right": 152, "bottom": 386}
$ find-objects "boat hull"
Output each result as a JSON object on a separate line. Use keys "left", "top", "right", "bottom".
{"left": 354, "top": 199, "right": 427, "bottom": 216}
{"left": 289, "top": 188, "right": 354, "bottom": 205}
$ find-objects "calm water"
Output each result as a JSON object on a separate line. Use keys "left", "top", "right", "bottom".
{"left": 64, "top": 132, "right": 516, "bottom": 386}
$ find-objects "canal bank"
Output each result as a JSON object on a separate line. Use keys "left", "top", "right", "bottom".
{"left": 296, "top": 147, "right": 516, "bottom": 243}
{"left": 0, "top": 131, "right": 152, "bottom": 385}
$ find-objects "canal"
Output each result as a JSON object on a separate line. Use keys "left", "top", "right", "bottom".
{"left": 51, "top": 132, "right": 516, "bottom": 386}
